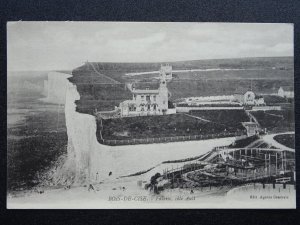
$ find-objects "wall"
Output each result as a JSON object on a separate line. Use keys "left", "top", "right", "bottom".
{"left": 176, "top": 106, "right": 244, "bottom": 113}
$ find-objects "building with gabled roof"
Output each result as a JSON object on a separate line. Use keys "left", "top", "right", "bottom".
{"left": 278, "top": 86, "right": 294, "bottom": 98}
{"left": 119, "top": 65, "right": 175, "bottom": 117}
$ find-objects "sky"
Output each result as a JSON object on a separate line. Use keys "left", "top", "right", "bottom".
{"left": 7, "top": 22, "right": 293, "bottom": 71}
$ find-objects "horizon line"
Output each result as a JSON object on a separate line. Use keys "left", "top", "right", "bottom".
{"left": 7, "top": 55, "right": 293, "bottom": 72}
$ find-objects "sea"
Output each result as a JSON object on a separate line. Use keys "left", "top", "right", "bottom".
{"left": 7, "top": 71, "right": 67, "bottom": 192}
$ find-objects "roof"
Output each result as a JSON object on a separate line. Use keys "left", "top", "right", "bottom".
{"left": 120, "top": 100, "right": 136, "bottom": 105}
{"left": 242, "top": 122, "right": 259, "bottom": 126}
{"left": 234, "top": 90, "right": 253, "bottom": 95}
{"left": 255, "top": 95, "right": 263, "bottom": 99}
{"left": 279, "top": 86, "right": 294, "bottom": 92}
{"left": 133, "top": 82, "right": 160, "bottom": 90}
{"left": 132, "top": 90, "right": 159, "bottom": 94}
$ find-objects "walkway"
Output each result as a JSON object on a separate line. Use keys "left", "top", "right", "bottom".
{"left": 182, "top": 113, "right": 211, "bottom": 122}
{"left": 246, "top": 111, "right": 260, "bottom": 126}
{"left": 262, "top": 132, "right": 295, "bottom": 152}
{"left": 88, "top": 62, "right": 121, "bottom": 84}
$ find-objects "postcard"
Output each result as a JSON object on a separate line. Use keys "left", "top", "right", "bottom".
{"left": 7, "top": 22, "right": 295, "bottom": 209}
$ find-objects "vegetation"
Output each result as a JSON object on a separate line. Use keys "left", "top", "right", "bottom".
{"left": 189, "top": 110, "right": 249, "bottom": 130}
{"left": 228, "top": 135, "right": 259, "bottom": 148}
{"left": 274, "top": 134, "right": 295, "bottom": 149}
{"left": 98, "top": 113, "right": 245, "bottom": 141}
{"left": 263, "top": 95, "right": 288, "bottom": 105}
{"left": 70, "top": 57, "right": 294, "bottom": 116}
{"left": 70, "top": 57, "right": 294, "bottom": 143}
{"left": 250, "top": 109, "right": 294, "bottom": 133}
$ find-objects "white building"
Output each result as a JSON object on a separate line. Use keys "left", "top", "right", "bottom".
{"left": 278, "top": 86, "right": 294, "bottom": 99}
{"left": 119, "top": 65, "right": 175, "bottom": 117}
{"left": 234, "top": 90, "right": 265, "bottom": 106}
{"left": 242, "top": 122, "right": 260, "bottom": 136}
{"left": 162, "top": 64, "right": 173, "bottom": 80}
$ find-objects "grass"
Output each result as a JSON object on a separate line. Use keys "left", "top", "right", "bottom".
{"left": 189, "top": 110, "right": 249, "bottom": 130}
{"left": 98, "top": 113, "right": 246, "bottom": 141}
{"left": 70, "top": 57, "right": 294, "bottom": 116}
{"left": 228, "top": 135, "right": 259, "bottom": 148}
{"left": 250, "top": 109, "right": 294, "bottom": 133}
{"left": 263, "top": 95, "right": 288, "bottom": 105}
{"left": 273, "top": 134, "right": 295, "bottom": 149}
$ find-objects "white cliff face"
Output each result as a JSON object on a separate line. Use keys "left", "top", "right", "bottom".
{"left": 43, "top": 72, "right": 72, "bottom": 104}
{"left": 56, "top": 71, "right": 235, "bottom": 185}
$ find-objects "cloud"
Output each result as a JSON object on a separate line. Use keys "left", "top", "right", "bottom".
{"left": 7, "top": 22, "right": 293, "bottom": 71}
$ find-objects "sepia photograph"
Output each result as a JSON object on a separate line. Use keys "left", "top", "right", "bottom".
{"left": 7, "top": 22, "right": 295, "bottom": 209}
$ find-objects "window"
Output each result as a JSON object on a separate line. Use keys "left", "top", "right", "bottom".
{"left": 153, "top": 95, "right": 156, "bottom": 101}
{"left": 147, "top": 105, "right": 151, "bottom": 111}
{"left": 146, "top": 95, "right": 150, "bottom": 101}
{"left": 141, "top": 95, "right": 144, "bottom": 100}
{"left": 133, "top": 94, "right": 136, "bottom": 100}
{"left": 129, "top": 105, "right": 136, "bottom": 111}
{"left": 154, "top": 104, "right": 157, "bottom": 110}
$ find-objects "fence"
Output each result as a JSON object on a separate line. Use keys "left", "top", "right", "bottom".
{"left": 100, "top": 131, "right": 244, "bottom": 146}
{"left": 251, "top": 106, "right": 281, "bottom": 111}
{"left": 176, "top": 106, "right": 244, "bottom": 113}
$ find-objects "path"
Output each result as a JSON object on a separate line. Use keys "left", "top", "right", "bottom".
{"left": 182, "top": 113, "right": 211, "bottom": 122}
{"left": 262, "top": 132, "right": 295, "bottom": 152}
{"left": 88, "top": 62, "right": 121, "bottom": 84}
{"left": 246, "top": 111, "right": 260, "bottom": 126}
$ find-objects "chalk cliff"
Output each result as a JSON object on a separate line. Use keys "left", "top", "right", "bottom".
{"left": 48, "top": 72, "right": 235, "bottom": 185}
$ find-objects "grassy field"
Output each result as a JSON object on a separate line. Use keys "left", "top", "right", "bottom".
{"left": 189, "top": 110, "right": 249, "bottom": 130}
{"left": 71, "top": 57, "right": 294, "bottom": 141}
{"left": 70, "top": 57, "right": 293, "bottom": 115}
{"left": 273, "top": 134, "right": 295, "bottom": 149}
{"left": 75, "top": 83, "right": 132, "bottom": 114}
{"left": 98, "top": 113, "right": 246, "bottom": 141}
{"left": 250, "top": 109, "right": 294, "bottom": 133}
{"left": 274, "top": 134, "right": 295, "bottom": 149}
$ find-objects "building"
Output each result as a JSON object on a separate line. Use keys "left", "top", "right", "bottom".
{"left": 119, "top": 65, "right": 176, "bottom": 117}
{"left": 278, "top": 86, "right": 294, "bottom": 99}
{"left": 162, "top": 64, "right": 173, "bottom": 80}
{"left": 234, "top": 90, "right": 255, "bottom": 105}
{"left": 254, "top": 95, "right": 265, "bottom": 106}
{"left": 242, "top": 122, "right": 260, "bottom": 136}
{"left": 234, "top": 90, "right": 265, "bottom": 106}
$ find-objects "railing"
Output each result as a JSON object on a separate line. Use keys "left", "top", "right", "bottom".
{"left": 99, "top": 131, "right": 244, "bottom": 146}
{"left": 276, "top": 177, "right": 291, "bottom": 183}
